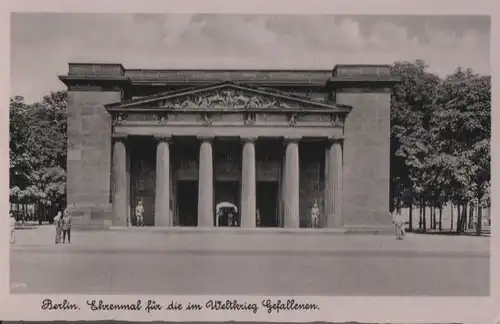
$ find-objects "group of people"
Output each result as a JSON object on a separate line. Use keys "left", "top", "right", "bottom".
{"left": 9, "top": 207, "right": 73, "bottom": 244}
{"left": 54, "top": 208, "right": 72, "bottom": 244}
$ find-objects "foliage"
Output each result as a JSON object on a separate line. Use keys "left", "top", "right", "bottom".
{"left": 9, "top": 91, "right": 68, "bottom": 206}
{"left": 390, "top": 61, "right": 491, "bottom": 232}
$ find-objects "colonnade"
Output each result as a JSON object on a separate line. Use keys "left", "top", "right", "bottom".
{"left": 112, "top": 135, "right": 343, "bottom": 228}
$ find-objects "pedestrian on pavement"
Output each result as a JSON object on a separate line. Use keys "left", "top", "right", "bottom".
{"left": 61, "top": 209, "right": 72, "bottom": 244}
{"left": 136, "top": 200, "right": 144, "bottom": 227}
{"left": 54, "top": 210, "right": 63, "bottom": 244}
{"left": 392, "top": 209, "right": 405, "bottom": 240}
{"left": 10, "top": 212, "right": 16, "bottom": 244}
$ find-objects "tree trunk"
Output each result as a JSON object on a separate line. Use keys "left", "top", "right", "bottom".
{"left": 409, "top": 202, "right": 413, "bottom": 232}
{"left": 450, "top": 203, "right": 454, "bottom": 231}
{"left": 22, "top": 204, "right": 26, "bottom": 224}
{"left": 39, "top": 204, "right": 43, "bottom": 225}
{"left": 476, "top": 206, "right": 483, "bottom": 236}
{"left": 462, "top": 202, "right": 469, "bottom": 232}
{"left": 457, "top": 202, "right": 468, "bottom": 233}
{"left": 439, "top": 207, "right": 443, "bottom": 232}
{"left": 468, "top": 203, "right": 474, "bottom": 229}
{"left": 419, "top": 202, "right": 423, "bottom": 230}
{"left": 422, "top": 200, "right": 427, "bottom": 232}
{"left": 456, "top": 204, "right": 461, "bottom": 234}
{"left": 432, "top": 207, "right": 437, "bottom": 230}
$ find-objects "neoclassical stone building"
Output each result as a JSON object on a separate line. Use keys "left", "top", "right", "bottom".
{"left": 59, "top": 63, "right": 398, "bottom": 230}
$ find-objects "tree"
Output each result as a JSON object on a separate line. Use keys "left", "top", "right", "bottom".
{"left": 431, "top": 69, "right": 490, "bottom": 234}
{"left": 9, "top": 91, "right": 68, "bottom": 219}
{"left": 390, "top": 60, "right": 441, "bottom": 231}
{"left": 391, "top": 62, "right": 490, "bottom": 235}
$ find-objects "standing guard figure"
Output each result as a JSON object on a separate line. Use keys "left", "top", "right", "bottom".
{"left": 311, "top": 199, "right": 320, "bottom": 228}
{"left": 136, "top": 200, "right": 144, "bottom": 227}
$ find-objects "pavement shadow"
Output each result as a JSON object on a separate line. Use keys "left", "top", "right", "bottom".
{"left": 408, "top": 230, "right": 490, "bottom": 238}
{"left": 14, "top": 226, "right": 40, "bottom": 230}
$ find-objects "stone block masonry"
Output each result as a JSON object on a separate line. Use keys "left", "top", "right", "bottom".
{"left": 67, "top": 91, "right": 122, "bottom": 226}
{"left": 330, "top": 65, "right": 394, "bottom": 227}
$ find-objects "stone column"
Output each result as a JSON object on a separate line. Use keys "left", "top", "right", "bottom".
{"left": 197, "top": 136, "right": 214, "bottom": 227}
{"left": 240, "top": 136, "right": 257, "bottom": 228}
{"left": 283, "top": 136, "right": 301, "bottom": 228}
{"left": 154, "top": 136, "right": 171, "bottom": 227}
{"left": 326, "top": 137, "right": 344, "bottom": 228}
{"left": 112, "top": 133, "right": 128, "bottom": 226}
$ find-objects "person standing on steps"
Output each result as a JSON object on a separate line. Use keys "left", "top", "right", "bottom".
{"left": 136, "top": 200, "right": 144, "bottom": 227}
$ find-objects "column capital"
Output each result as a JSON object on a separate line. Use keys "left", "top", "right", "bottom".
{"left": 240, "top": 136, "right": 258, "bottom": 143}
{"left": 197, "top": 135, "right": 215, "bottom": 142}
{"left": 283, "top": 135, "right": 302, "bottom": 144}
{"left": 154, "top": 135, "right": 172, "bottom": 143}
{"left": 111, "top": 133, "right": 128, "bottom": 141}
{"left": 327, "top": 136, "right": 345, "bottom": 144}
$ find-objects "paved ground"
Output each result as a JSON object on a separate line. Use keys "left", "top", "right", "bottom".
{"left": 10, "top": 226, "right": 490, "bottom": 296}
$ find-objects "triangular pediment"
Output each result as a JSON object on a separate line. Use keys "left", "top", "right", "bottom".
{"left": 106, "top": 81, "right": 349, "bottom": 112}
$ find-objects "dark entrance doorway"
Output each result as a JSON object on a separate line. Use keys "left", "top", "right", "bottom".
{"left": 214, "top": 181, "right": 240, "bottom": 226}
{"left": 176, "top": 180, "right": 198, "bottom": 226}
{"left": 257, "top": 181, "right": 279, "bottom": 227}
{"left": 130, "top": 136, "right": 156, "bottom": 226}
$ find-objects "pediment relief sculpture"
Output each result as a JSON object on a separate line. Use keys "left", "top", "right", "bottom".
{"left": 161, "top": 88, "right": 297, "bottom": 109}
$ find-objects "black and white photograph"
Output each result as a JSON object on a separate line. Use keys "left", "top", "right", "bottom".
{"left": 8, "top": 12, "right": 491, "bottom": 299}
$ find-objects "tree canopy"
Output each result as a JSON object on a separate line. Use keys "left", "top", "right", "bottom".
{"left": 390, "top": 60, "right": 491, "bottom": 233}
{"left": 9, "top": 91, "right": 67, "bottom": 207}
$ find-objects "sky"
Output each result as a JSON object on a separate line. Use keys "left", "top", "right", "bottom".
{"left": 10, "top": 13, "right": 490, "bottom": 103}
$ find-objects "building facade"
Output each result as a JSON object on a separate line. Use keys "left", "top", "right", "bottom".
{"left": 59, "top": 63, "right": 398, "bottom": 230}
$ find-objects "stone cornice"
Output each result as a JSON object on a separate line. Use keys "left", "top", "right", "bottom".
{"left": 58, "top": 75, "right": 132, "bottom": 91}
{"left": 328, "top": 64, "right": 400, "bottom": 90}
{"left": 106, "top": 106, "right": 352, "bottom": 114}
{"left": 327, "top": 136, "right": 345, "bottom": 144}
{"left": 326, "top": 76, "right": 400, "bottom": 90}
{"left": 240, "top": 136, "right": 258, "bottom": 142}
{"left": 130, "top": 80, "right": 328, "bottom": 88}
{"left": 153, "top": 135, "right": 172, "bottom": 142}
{"left": 197, "top": 134, "right": 215, "bottom": 141}
{"left": 60, "top": 63, "right": 401, "bottom": 94}
{"left": 283, "top": 135, "right": 302, "bottom": 143}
